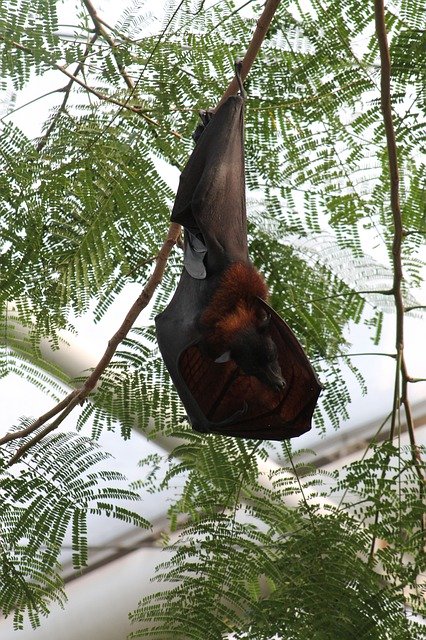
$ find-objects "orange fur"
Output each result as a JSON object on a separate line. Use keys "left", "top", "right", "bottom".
{"left": 200, "top": 262, "right": 269, "bottom": 350}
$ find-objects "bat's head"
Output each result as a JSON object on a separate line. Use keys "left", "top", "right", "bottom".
{"left": 227, "top": 310, "right": 285, "bottom": 391}
{"left": 211, "top": 306, "right": 285, "bottom": 391}
{"left": 200, "top": 263, "right": 286, "bottom": 391}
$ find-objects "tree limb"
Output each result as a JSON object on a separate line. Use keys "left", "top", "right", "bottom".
{"left": 0, "top": 33, "right": 181, "bottom": 139}
{"left": 374, "top": 0, "right": 420, "bottom": 443}
{"left": 0, "top": 390, "right": 80, "bottom": 447}
{"left": 82, "top": 0, "right": 135, "bottom": 91}
{"left": 373, "top": 0, "right": 424, "bottom": 530}
{"left": 215, "top": 0, "right": 282, "bottom": 111}
{"left": 404, "top": 305, "right": 426, "bottom": 313}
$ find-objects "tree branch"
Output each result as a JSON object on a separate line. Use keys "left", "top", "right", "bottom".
{"left": 0, "top": 33, "right": 181, "bottom": 139}
{"left": 78, "top": 0, "right": 184, "bottom": 136}
{"left": 313, "top": 352, "right": 396, "bottom": 363}
{"left": 2, "top": 0, "right": 283, "bottom": 464}
{"left": 6, "top": 223, "right": 181, "bottom": 464}
{"left": 373, "top": 0, "right": 424, "bottom": 527}
{"left": 215, "top": 0, "right": 282, "bottom": 111}
{"left": 1, "top": 88, "right": 66, "bottom": 124}
{"left": 0, "top": 390, "right": 80, "bottom": 447}
{"left": 300, "top": 288, "right": 394, "bottom": 306}
{"left": 82, "top": 0, "right": 135, "bottom": 91}
{"left": 36, "top": 33, "right": 99, "bottom": 152}
{"left": 54, "top": 63, "right": 179, "bottom": 132}
{"left": 404, "top": 304, "right": 426, "bottom": 313}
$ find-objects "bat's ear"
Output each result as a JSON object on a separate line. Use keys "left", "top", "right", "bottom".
{"left": 214, "top": 350, "right": 232, "bottom": 363}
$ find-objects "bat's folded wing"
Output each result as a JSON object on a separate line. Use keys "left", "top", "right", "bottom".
{"left": 173, "top": 300, "right": 322, "bottom": 441}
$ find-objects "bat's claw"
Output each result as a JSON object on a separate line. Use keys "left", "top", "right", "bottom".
{"left": 234, "top": 59, "right": 246, "bottom": 98}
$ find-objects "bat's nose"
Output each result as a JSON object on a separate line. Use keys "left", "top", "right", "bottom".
{"left": 272, "top": 378, "right": 286, "bottom": 392}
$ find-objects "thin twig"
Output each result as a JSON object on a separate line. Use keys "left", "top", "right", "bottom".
{"left": 7, "top": 395, "right": 84, "bottom": 466}
{"left": 312, "top": 352, "right": 396, "bottom": 363}
{"left": 337, "top": 410, "right": 393, "bottom": 512}
{"left": 54, "top": 64, "right": 164, "bottom": 123}
{"left": 300, "top": 288, "right": 394, "bottom": 306}
{"left": 124, "top": 253, "right": 159, "bottom": 277}
{"left": 93, "top": 0, "right": 187, "bottom": 141}
{"left": 284, "top": 441, "right": 318, "bottom": 532}
{"left": 210, "top": 0, "right": 255, "bottom": 33}
{"left": 404, "top": 305, "right": 426, "bottom": 313}
{"left": 58, "top": 61, "right": 182, "bottom": 136}
{"left": 82, "top": 0, "right": 135, "bottom": 92}
{"left": 404, "top": 229, "right": 426, "bottom": 237}
{"left": 1, "top": 88, "right": 66, "bottom": 124}
{"left": 0, "top": 390, "right": 80, "bottom": 446}
{"left": 0, "top": 33, "right": 181, "bottom": 140}
{"left": 36, "top": 33, "right": 99, "bottom": 152}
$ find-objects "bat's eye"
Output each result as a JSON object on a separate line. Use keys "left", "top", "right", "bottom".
{"left": 257, "top": 311, "right": 271, "bottom": 333}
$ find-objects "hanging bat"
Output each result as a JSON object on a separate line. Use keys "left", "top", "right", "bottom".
{"left": 155, "top": 86, "right": 322, "bottom": 441}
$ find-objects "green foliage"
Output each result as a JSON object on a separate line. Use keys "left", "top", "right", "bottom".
{"left": 0, "top": 0, "right": 424, "bottom": 636}
{"left": 0, "top": 429, "right": 149, "bottom": 629}
{"left": 130, "top": 442, "right": 425, "bottom": 639}
{"left": 0, "top": 0, "right": 60, "bottom": 88}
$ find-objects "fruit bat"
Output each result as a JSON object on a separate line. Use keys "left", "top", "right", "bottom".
{"left": 155, "top": 87, "right": 322, "bottom": 441}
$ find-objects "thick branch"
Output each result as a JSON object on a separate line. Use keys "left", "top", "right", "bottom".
{"left": 215, "top": 0, "right": 282, "bottom": 111}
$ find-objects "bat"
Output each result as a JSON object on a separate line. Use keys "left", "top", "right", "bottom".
{"left": 155, "top": 83, "right": 322, "bottom": 440}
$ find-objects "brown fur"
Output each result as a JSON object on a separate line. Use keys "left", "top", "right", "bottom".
{"left": 200, "top": 262, "right": 269, "bottom": 351}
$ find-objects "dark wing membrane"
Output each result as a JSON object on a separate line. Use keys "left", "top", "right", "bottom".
{"left": 178, "top": 303, "right": 322, "bottom": 441}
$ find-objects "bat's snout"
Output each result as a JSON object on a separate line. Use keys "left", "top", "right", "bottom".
{"left": 272, "top": 378, "right": 286, "bottom": 392}
{"left": 263, "top": 362, "right": 286, "bottom": 392}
